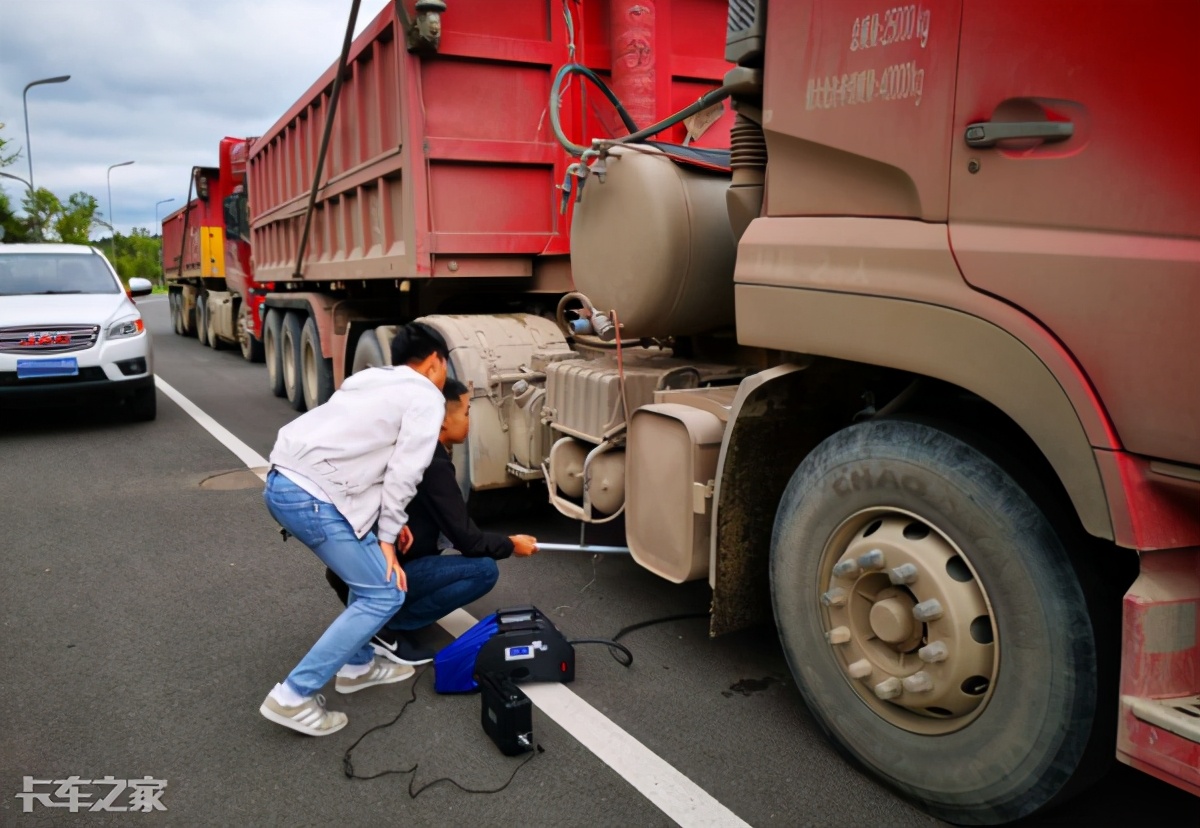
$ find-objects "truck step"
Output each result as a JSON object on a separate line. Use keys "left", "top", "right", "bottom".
{"left": 1123, "top": 694, "right": 1200, "bottom": 743}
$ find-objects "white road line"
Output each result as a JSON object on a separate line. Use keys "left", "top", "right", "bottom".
{"left": 158, "top": 378, "right": 750, "bottom": 828}
{"left": 154, "top": 376, "right": 269, "bottom": 477}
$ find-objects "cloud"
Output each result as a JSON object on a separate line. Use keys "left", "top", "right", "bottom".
{"left": 0, "top": 0, "right": 392, "bottom": 237}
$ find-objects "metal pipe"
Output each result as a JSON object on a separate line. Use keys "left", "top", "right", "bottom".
{"left": 536, "top": 543, "right": 630, "bottom": 555}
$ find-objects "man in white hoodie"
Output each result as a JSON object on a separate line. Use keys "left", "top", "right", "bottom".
{"left": 258, "top": 322, "right": 449, "bottom": 737}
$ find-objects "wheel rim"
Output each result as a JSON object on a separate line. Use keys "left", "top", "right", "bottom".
{"left": 302, "top": 338, "right": 317, "bottom": 402}
{"left": 282, "top": 331, "right": 296, "bottom": 392}
{"left": 818, "top": 508, "right": 998, "bottom": 735}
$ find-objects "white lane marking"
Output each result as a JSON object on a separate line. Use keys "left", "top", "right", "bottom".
{"left": 154, "top": 376, "right": 269, "bottom": 478}
{"left": 159, "top": 379, "right": 749, "bottom": 828}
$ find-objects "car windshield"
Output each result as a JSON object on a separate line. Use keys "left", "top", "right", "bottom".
{"left": 0, "top": 254, "right": 119, "bottom": 296}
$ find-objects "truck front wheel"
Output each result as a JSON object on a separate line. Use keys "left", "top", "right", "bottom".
{"left": 770, "top": 419, "right": 1100, "bottom": 825}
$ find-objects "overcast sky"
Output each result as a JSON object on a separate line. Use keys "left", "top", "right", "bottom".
{"left": 0, "top": 0, "right": 392, "bottom": 238}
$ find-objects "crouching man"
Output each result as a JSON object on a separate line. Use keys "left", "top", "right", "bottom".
{"left": 327, "top": 377, "right": 537, "bottom": 664}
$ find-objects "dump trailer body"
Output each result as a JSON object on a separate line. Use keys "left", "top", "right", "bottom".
{"left": 246, "top": 0, "right": 732, "bottom": 286}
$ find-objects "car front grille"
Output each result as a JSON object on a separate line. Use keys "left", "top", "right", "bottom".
{"left": 0, "top": 325, "right": 100, "bottom": 354}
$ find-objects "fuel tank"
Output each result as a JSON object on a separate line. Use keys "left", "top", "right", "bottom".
{"left": 570, "top": 145, "right": 736, "bottom": 338}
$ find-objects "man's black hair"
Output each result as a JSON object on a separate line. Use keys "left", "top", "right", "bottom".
{"left": 442, "top": 377, "right": 469, "bottom": 404}
{"left": 391, "top": 321, "right": 449, "bottom": 366}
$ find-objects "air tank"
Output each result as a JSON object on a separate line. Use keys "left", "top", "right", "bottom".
{"left": 569, "top": 145, "right": 736, "bottom": 338}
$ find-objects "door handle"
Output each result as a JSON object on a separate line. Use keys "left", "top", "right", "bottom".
{"left": 964, "top": 121, "right": 1074, "bottom": 148}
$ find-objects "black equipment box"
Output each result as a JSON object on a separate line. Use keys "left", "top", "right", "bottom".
{"left": 475, "top": 605, "right": 575, "bottom": 684}
{"left": 479, "top": 672, "right": 533, "bottom": 755}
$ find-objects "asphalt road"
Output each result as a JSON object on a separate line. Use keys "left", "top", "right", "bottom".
{"left": 1, "top": 296, "right": 1196, "bottom": 827}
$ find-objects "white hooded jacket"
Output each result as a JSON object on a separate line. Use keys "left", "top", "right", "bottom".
{"left": 268, "top": 365, "right": 445, "bottom": 543}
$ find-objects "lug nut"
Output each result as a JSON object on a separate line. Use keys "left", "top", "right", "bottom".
{"left": 832, "top": 559, "right": 860, "bottom": 579}
{"left": 874, "top": 677, "right": 902, "bottom": 700}
{"left": 902, "top": 671, "right": 934, "bottom": 693}
{"left": 826, "top": 626, "right": 851, "bottom": 645}
{"left": 821, "top": 587, "right": 848, "bottom": 608}
{"left": 912, "top": 599, "right": 944, "bottom": 622}
{"left": 888, "top": 563, "right": 919, "bottom": 585}
{"left": 857, "top": 549, "right": 886, "bottom": 570}
{"left": 919, "top": 641, "right": 949, "bottom": 663}
{"left": 847, "top": 659, "right": 872, "bottom": 679}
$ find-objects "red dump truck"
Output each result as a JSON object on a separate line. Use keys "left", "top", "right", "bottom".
{"left": 223, "top": 1, "right": 1200, "bottom": 823}
{"left": 162, "top": 136, "right": 267, "bottom": 361}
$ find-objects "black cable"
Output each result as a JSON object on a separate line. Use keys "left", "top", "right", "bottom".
{"left": 549, "top": 62, "right": 641, "bottom": 156}
{"left": 342, "top": 667, "right": 542, "bottom": 798}
{"left": 568, "top": 637, "right": 634, "bottom": 667}
{"left": 613, "top": 612, "right": 709, "bottom": 642}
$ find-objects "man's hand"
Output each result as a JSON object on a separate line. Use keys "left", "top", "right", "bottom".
{"left": 399, "top": 525, "right": 414, "bottom": 554}
{"left": 379, "top": 540, "right": 408, "bottom": 591}
{"left": 510, "top": 534, "right": 538, "bottom": 557}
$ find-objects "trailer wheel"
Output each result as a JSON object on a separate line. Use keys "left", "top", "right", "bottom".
{"left": 300, "top": 316, "right": 334, "bottom": 409}
{"left": 264, "top": 309, "right": 285, "bottom": 398}
{"left": 281, "top": 312, "right": 306, "bottom": 412}
{"left": 770, "top": 419, "right": 1100, "bottom": 825}
{"left": 238, "top": 303, "right": 264, "bottom": 363}
{"left": 170, "top": 294, "right": 183, "bottom": 336}
{"left": 196, "top": 295, "right": 210, "bottom": 347}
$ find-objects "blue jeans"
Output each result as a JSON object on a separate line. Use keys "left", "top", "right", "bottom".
{"left": 383, "top": 555, "right": 499, "bottom": 631}
{"left": 264, "top": 470, "right": 405, "bottom": 697}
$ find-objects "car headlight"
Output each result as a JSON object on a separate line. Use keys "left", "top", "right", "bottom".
{"left": 108, "top": 317, "right": 146, "bottom": 339}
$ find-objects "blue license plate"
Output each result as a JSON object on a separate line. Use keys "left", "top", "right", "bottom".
{"left": 17, "top": 357, "right": 79, "bottom": 379}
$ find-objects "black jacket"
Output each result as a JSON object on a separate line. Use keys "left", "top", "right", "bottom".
{"left": 405, "top": 443, "right": 514, "bottom": 561}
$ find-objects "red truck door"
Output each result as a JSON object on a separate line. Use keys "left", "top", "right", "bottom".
{"left": 947, "top": 0, "right": 1200, "bottom": 465}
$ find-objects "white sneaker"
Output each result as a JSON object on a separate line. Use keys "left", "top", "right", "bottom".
{"left": 334, "top": 656, "right": 415, "bottom": 694}
{"left": 260, "top": 692, "right": 347, "bottom": 736}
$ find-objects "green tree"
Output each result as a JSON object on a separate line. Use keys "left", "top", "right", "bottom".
{"left": 54, "top": 192, "right": 100, "bottom": 244}
{"left": 0, "top": 121, "right": 33, "bottom": 243}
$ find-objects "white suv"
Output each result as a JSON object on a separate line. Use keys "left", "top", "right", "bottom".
{"left": 0, "top": 244, "right": 156, "bottom": 420}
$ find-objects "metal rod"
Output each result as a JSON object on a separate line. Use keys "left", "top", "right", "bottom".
{"left": 293, "top": 0, "right": 361, "bottom": 279}
{"left": 536, "top": 543, "right": 630, "bottom": 555}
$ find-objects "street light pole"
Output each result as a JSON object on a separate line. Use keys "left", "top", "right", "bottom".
{"left": 155, "top": 198, "right": 175, "bottom": 286}
{"left": 106, "top": 160, "right": 135, "bottom": 264}
{"left": 22, "top": 75, "right": 71, "bottom": 239}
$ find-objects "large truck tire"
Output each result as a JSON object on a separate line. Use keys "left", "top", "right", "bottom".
{"left": 769, "top": 419, "right": 1101, "bottom": 825}
{"left": 281, "top": 312, "right": 307, "bottom": 412}
{"left": 263, "top": 309, "right": 285, "bottom": 398}
{"left": 238, "top": 303, "right": 264, "bottom": 363}
{"left": 206, "top": 300, "right": 225, "bottom": 350}
{"left": 196, "top": 295, "right": 210, "bottom": 347}
{"left": 170, "top": 294, "right": 183, "bottom": 336}
{"left": 300, "top": 316, "right": 334, "bottom": 409}
{"left": 351, "top": 327, "right": 388, "bottom": 373}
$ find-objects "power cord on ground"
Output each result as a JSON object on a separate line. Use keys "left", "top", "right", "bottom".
{"left": 342, "top": 667, "right": 542, "bottom": 798}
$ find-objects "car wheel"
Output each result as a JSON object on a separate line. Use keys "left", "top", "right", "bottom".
{"left": 263, "top": 308, "right": 285, "bottom": 398}
{"left": 238, "top": 302, "right": 264, "bottom": 363}
{"left": 300, "top": 316, "right": 334, "bottom": 409}
{"left": 196, "top": 294, "right": 210, "bottom": 347}
{"left": 125, "top": 385, "right": 157, "bottom": 422}
{"left": 281, "top": 312, "right": 306, "bottom": 412}
{"left": 770, "top": 419, "right": 1101, "bottom": 825}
